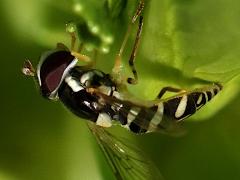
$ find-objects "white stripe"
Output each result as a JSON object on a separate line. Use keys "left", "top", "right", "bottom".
{"left": 127, "top": 107, "right": 141, "bottom": 124}
{"left": 175, "top": 95, "right": 188, "bottom": 118}
{"left": 112, "top": 91, "right": 122, "bottom": 99}
{"left": 96, "top": 113, "right": 112, "bottom": 127}
{"left": 150, "top": 103, "right": 164, "bottom": 126}
{"left": 211, "top": 88, "right": 216, "bottom": 97}
{"left": 122, "top": 107, "right": 141, "bottom": 131}
{"left": 65, "top": 75, "right": 84, "bottom": 92}
{"left": 98, "top": 85, "right": 112, "bottom": 96}
{"left": 197, "top": 94, "right": 203, "bottom": 105}
{"left": 147, "top": 103, "right": 164, "bottom": 132}
{"left": 80, "top": 72, "right": 94, "bottom": 84}
{"left": 204, "top": 92, "right": 209, "bottom": 101}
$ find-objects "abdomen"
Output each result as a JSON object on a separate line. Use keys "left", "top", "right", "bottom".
{"left": 162, "top": 83, "right": 222, "bottom": 122}
{"left": 116, "top": 83, "right": 223, "bottom": 134}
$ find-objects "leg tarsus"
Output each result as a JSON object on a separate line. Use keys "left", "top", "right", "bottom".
{"left": 157, "top": 87, "right": 186, "bottom": 99}
{"left": 71, "top": 49, "right": 98, "bottom": 68}
{"left": 119, "top": 0, "right": 145, "bottom": 56}
{"left": 132, "top": 0, "right": 145, "bottom": 23}
{"left": 71, "top": 51, "right": 92, "bottom": 63}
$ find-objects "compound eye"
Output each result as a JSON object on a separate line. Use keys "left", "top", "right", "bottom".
{"left": 38, "top": 50, "right": 76, "bottom": 97}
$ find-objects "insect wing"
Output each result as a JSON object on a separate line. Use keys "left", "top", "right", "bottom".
{"left": 87, "top": 122, "right": 163, "bottom": 180}
{"left": 117, "top": 103, "right": 186, "bottom": 136}
{"left": 93, "top": 90, "right": 182, "bottom": 134}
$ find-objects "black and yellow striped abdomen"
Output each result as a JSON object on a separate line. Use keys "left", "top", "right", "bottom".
{"left": 162, "top": 83, "right": 222, "bottom": 122}
{"left": 119, "top": 83, "right": 223, "bottom": 134}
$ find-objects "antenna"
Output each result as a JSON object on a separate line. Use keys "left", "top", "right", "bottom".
{"left": 22, "top": 60, "right": 36, "bottom": 77}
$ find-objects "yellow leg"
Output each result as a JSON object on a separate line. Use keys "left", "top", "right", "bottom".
{"left": 66, "top": 23, "right": 97, "bottom": 67}
{"left": 157, "top": 87, "right": 186, "bottom": 99}
{"left": 127, "top": 16, "right": 143, "bottom": 85}
{"left": 112, "top": 0, "right": 145, "bottom": 81}
{"left": 71, "top": 51, "right": 92, "bottom": 63}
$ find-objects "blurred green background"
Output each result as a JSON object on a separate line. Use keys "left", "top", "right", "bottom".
{"left": 1, "top": 0, "right": 240, "bottom": 179}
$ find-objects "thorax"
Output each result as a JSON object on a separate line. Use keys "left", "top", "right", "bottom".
{"left": 57, "top": 67, "right": 117, "bottom": 122}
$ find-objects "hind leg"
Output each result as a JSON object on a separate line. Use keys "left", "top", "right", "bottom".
{"left": 157, "top": 87, "right": 186, "bottom": 99}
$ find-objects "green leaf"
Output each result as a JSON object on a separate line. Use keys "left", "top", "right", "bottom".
{"left": 5, "top": 0, "right": 239, "bottom": 117}
{"left": 1, "top": 0, "right": 240, "bottom": 180}
{"left": 105, "top": 0, "right": 127, "bottom": 19}
{"left": 137, "top": 0, "right": 240, "bottom": 120}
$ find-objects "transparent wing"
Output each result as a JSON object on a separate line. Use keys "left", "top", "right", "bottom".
{"left": 87, "top": 122, "right": 164, "bottom": 180}
{"left": 92, "top": 90, "right": 183, "bottom": 134}
{"left": 114, "top": 102, "right": 186, "bottom": 136}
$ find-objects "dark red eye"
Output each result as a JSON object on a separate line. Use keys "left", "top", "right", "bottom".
{"left": 38, "top": 50, "right": 76, "bottom": 98}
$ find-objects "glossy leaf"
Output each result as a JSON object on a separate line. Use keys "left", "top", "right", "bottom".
{"left": 1, "top": 0, "right": 240, "bottom": 180}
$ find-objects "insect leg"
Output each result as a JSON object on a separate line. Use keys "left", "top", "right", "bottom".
{"left": 78, "top": 42, "right": 84, "bottom": 53}
{"left": 157, "top": 87, "right": 186, "bottom": 99}
{"left": 71, "top": 50, "right": 98, "bottom": 70}
{"left": 112, "top": 0, "right": 144, "bottom": 79}
{"left": 65, "top": 22, "right": 97, "bottom": 67}
{"left": 66, "top": 24, "right": 77, "bottom": 51}
{"left": 88, "top": 49, "right": 98, "bottom": 67}
{"left": 127, "top": 16, "right": 143, "bottom": 84}
{"left": 71, "top": 51, "right": 92, "bottom": 63}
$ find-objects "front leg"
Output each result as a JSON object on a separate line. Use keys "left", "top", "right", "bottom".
{"left": 66, "top": 22, "right": 97, "bottom": 68}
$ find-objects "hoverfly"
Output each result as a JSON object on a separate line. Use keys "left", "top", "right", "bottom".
{"left": 22, "top": 0, "right": 222, "bottom": 179}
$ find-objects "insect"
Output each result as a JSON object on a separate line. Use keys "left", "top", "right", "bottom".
{"left": 22, "top": 0, "right": 222, "bottom": 179}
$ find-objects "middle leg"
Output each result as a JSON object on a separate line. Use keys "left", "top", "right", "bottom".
{"left": 127, "top": 16, "right": 143, "bottom": 84}
{"left": 112, "top": 0, "right": 145, "bottom": 82}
